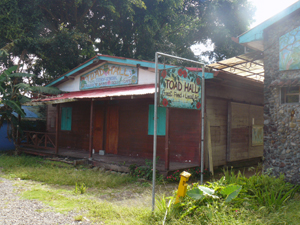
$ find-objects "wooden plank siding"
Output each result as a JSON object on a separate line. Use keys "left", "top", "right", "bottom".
{"left": 206, "top": 98, "right": 228, "bottom": 166}
{"left": 44, "top": 72, "right": 264, "bottom": 166}
{"left": 168, "top": 108, "right": 200, "bottom": 164}
{"left": 57, "top": 101, "right": 91, "bottom": 151}
{"left": 118, "top": 98, "right": 165, "bottom": 159}
{"left": 229, "top": 102, "right": 263, "bottom": 162}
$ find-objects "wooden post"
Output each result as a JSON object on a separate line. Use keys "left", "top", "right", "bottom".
{"left": 206, "top": 120, "right": 214, "bottom": 175}
{"left": 55, "top": 104, "right": 60, "bottom": 154}
{"left": 165, "top": 107, "right": 170, "bottom": 170}
{"left": 89, "top": 100, "right": 94, "bottom": 158}
{"left": 226, "top": 101, "right": 232, "bottom": 163}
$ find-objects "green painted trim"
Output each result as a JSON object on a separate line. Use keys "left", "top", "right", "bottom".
{"left": 239, "top": 1, "right": 300, "bottom": 44}
{"left": 148, "top": 104, "right": 166, "bottom": 136}
{"left": 46, "top": 55, "right": 214, "bottom": 87}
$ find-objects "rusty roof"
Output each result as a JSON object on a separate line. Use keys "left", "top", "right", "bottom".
{"left": 208, "top": 51, "right": 264, "bottom": 82}
{"left": 28, "top": 84, "right": 155, "bottom": 105}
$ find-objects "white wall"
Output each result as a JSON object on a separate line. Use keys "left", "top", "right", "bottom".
{"left": 56, "top": 64, "right": 155, "bottom": 92}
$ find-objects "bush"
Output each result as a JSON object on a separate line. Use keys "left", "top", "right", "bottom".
{"left": 129, "top": 159, "right": 161, "bottom": 181}
{"left": 158, "top": 169, "right": 299, "bottom": 223}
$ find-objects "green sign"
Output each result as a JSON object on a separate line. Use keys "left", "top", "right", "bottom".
{"left": 159, "top": 67, "right": 202, "bottom": 110}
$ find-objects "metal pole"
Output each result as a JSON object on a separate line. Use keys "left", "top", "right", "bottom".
{"left": 152, "top": 51, "right": 206, "bottom": 211}
{"left": 152, "top": 52, "right": 159, "bottom": 212}
{"left": 200, "top": 65, "right": 205, "bottom": 184}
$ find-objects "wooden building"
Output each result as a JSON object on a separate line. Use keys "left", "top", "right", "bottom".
{"left": 22, "top": 54, "right": 264, "bottom": 172}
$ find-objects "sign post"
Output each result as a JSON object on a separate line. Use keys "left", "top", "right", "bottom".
{"left": 152, "top": 52, "right": 205, "bottom": 212}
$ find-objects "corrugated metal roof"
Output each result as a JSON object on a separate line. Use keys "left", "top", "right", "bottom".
{"left": 208, "top": 51, "right": 264, "bottom": 82}
{"left": 29, "top": 84, "right": 155, "bottom": 105}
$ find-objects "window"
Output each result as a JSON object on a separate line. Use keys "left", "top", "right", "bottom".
{"left": 61, "top": 107, "right": 72, "bottom": 130}
{"left": 281, "top": 87, "right": 300, "bottom": 104}
{"left": 148, "top": 105, "right": 166, "bottom": 135}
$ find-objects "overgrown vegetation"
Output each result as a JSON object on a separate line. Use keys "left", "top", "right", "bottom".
{"left": 0, "top": 154, "right": 135, "bottom": 188}
{"left": 129, "top": 158, "right": 162, "bottom": 181}
{"left": 156, "top": 168, "right": 299, "bottom": 224}
{"left": 1, "top": 154, "right": 300, "bottom": 224}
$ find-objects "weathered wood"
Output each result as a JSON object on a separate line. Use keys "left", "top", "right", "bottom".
{"left": 227, "top": 101, "right": 232, "bottom": 162}
{"left": 229, "top": 102, "right": 263, "bottom": 162}
{"left": 206, "top": 120, "right": 214, "bottom": 175}
{"left": 89, "top": 100, "right": 94, "bottom": 158}
{"left": 169, "top": 108, "right": 200, "bottom": 164}
{"left": 93, "top": 104, "right": 105, "bottom": 152}
{"left": 21, "top": 131, "right": 56, "bottom": 151}
{"left": 105, "top": 105, "right": 119, "bottom": 154}
{"left": 118, "top": 99, "right": 165, "bottom": 159}
{"left": 55, "top": 104, "right": 60, "bottom": 154}
{"left": 165, "top": 107, "right": 170, "bottom": 170}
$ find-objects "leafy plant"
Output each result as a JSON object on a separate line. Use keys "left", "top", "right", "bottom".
{"left": 74, "top": 182, "right": 87, "bottom": 194}
{"left": 129, "top": 158, "right": 162, "bottom": 181}
{"left": 0, "top": 65, "right": 61, "bottom": 144}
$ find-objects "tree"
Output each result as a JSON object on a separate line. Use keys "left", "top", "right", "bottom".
{"left": 0, "top": 0, "right": 255, "bottom": 83}
{"left": 0, "top": 64, "right": 61, "bottom": 144}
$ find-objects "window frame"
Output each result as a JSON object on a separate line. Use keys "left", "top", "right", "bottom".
{"left": 281, "top": 86, "right": 300, "bottom": 104}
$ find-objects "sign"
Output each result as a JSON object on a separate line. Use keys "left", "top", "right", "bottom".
{"left": 279, "top": 25, "right": 300, "bottom": 71}
{"left": 80, "top": 63, "right": 138, "bottom": 90}
{"left": 159, "top": 67, "right": 201, "bottom": 110}
{"left": 252, "top": 125, "right": 263, "bottom": 146}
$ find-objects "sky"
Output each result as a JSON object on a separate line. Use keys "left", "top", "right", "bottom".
{"left": 250, "top": 0, "right": 298, "bottom": 28}
{"left": 192, "top": 0, "right": 299, "bottom": 58}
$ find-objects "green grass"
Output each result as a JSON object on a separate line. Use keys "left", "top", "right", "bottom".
{"left": 0, "top": 154, "right": 136, "bottom": 188}
{"left": 1, "top": 154, "right": 300, "bottom": 225}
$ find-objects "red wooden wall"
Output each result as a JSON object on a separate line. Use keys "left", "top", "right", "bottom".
{"left": 47, "top": 98, "right": 201, "bottom": 163}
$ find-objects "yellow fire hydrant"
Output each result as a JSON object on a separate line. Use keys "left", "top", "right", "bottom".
{"left": 175, "top": 171, "right": 191, "bottom": 204}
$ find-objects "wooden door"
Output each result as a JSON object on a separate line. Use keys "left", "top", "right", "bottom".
{"left": 105, "top": 105, "right": 119, "bottom": 154}
{"left": 93, "top": 105, "right": 105, "bottom": 153}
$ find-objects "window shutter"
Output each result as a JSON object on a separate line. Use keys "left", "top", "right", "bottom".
{"left": 61, "top": 107, "right": 72, "bottom": 131}
{"left": 157, "top": 107, "right": 166, "bottom": 135}
{"left": 148, "top": 105, "right": 166, "bottom": 135}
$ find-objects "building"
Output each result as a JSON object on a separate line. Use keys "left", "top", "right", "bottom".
{"left": 22, "top": 54, "right": 263, "bottom": 173}
{"left": 226, "top": 1, "right": 300, "bottom": 183}
{"left": 0, "top": 105, "right": 45, "bottom": 151}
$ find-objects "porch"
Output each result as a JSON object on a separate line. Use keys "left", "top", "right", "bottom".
{"left": 19, "top": 131, "right": 199, "bottom": 175}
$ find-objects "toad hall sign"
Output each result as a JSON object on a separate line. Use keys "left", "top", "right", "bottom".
{"left": 159, "top": 67, "right": 202, "bottom": 110}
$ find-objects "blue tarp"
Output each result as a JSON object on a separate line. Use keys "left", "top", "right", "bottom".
{"left": 0, "top": 105, "right": 41, "bottom": 151}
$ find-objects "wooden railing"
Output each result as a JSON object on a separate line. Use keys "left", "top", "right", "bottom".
{"left": 20, "top": 131, "right": 56, "bottom": 150}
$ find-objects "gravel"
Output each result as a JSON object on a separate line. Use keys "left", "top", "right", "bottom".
{"left": 0, "top": 177, "right": 92, "bottom": 225}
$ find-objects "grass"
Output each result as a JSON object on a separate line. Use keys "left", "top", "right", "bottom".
{"left": 0, "top": 154, "right": 300, "bottom": 224}
{"left": 0, "top": 154, "right": 136, "bottom": 188}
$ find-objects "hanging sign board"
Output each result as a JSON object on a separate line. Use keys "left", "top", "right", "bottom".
{"left": 80, "top": 63, "right": 138, "bottom": 90}
{"left": 159, "top": 67, "right": 202, "bottom": 110}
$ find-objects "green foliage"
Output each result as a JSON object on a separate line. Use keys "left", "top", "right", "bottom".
{"left": 0, "top": 66, "right": 61, "bottom": 143}
{"left": 0, "top": 154, "right": 136, "bottom": 188}
{"left": 0, "top": 0, "right": 255, "bottom": 84}
{"left": 129, "top": 158, "right": 162, "bottom": 181}
{"left": 74, "top": 182, "right": 87, "bottom": 194}
{"left": 220, "top": 184, "right": 242, "bottom": 203}
{"left": 158, "top": 169, "right": 299, "bottom": 223}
